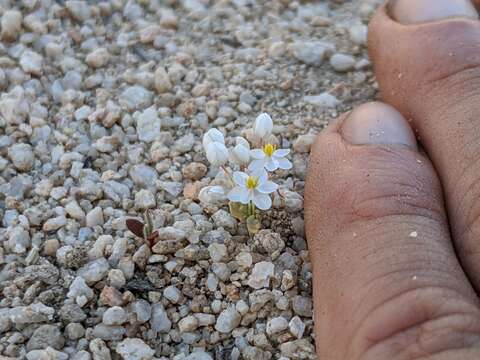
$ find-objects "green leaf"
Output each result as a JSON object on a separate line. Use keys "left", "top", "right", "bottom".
{"left": 246, "top": 215, "right": 261, "bottom": 235}
{"left": 229, "top": 201, "right": 248, "bottom": 221}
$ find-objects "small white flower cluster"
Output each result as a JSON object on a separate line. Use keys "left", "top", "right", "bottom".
{"left": 203, "top": 113, "right": 292, "bottom": 212}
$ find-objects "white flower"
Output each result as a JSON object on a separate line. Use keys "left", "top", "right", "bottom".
{"left": 206, "top": 142, "right": 229, "bottom": 167}
{"left": 249, "top": 143, "right": 292, "bottom": 172}
{"left": 253, "top": 113, "right": 273, "bottom": 140}
{"left": 227, "top": 170, "right": 278, "bottom": 210}
{"left": 203, "top": 128, "right": 224, "bottom": 150}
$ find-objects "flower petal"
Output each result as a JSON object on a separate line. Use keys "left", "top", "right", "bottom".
{"left": 228, "top": 187, "right": 250, "bottom": 204}
{"left": 233, "top": 171, "right": 249, "bottom": 187}
{"left": 206, "top": 142, "right": 229, "bottom": 167}
{"left": 277, "top": 157, "right": 293, "bottom": 170}
{"left": 202, "top": 128, "right": 225, "bottom": 149}
{"left": 235, "top": 136, "right": 250, "bottom": 150}
{"left": 231, "top": 144, "right": 250, "bottom": 164}
{"left": 265, "top": 158, "right": 279, "bottom": 172}
{"left": 253, "top": 192, "right": 272, "bottom": 210}
{"left": 257, "top": 181, "right": 278, "bottom": 194}
{"left": 250, "top": 149, "right": 266, "bottom": 160}
{"left": 254, "top": 169, "right": 268, "bottom": 184}
{"left": 248, "top": 159, "right": 266, "bottom": 172}
{"left": 274, "top": 148, "right": 290, "bottom": 157}
{"left": 254, "top": 113, "right": 273, "bottom": 139}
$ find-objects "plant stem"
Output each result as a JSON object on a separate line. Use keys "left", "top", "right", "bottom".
{"left": 220, "top": 165, "right": 235, "bottom": 186}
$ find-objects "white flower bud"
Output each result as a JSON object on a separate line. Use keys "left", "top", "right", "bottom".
{"left": 235, "top": 136, "right": 250, "bottom": 149}
{"left": 206, "top": 142, "right": 229, "bottom": 167}
{"left": 230, "top": 143, "right": 250, "bottom": 165}
{"left": 253, "top": 113, "right": 273, "bottom": 140}
{"left": 203, "top": 128, "right": 225, "bottom": 150}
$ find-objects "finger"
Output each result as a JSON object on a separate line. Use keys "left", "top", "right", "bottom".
{"left": 369, "top": 0, "right": 480, "bottom": 292}
{"left": 305, "top": 102, "right": 480, "bottom": 359}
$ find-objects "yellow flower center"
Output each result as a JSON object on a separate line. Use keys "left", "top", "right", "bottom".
{"left": 263, "top": 143, "right": 276, "bottom": 157}
{"left": 246, "top": 176, "right": 259, "bottom": 189}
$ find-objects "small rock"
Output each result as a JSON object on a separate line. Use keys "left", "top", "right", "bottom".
{"left": 135, "top": 189, "right": 156, "bottom": 209}
{"left": 135, "top": 107, "right": 161, "bottom": 143}
{"left": 330, "top": 53, "right": 356, "bottom": 72}
{"left": 194, "top": 313, "right": 216, "bottom": 327}
{"left": 163, "top": 285, "right": 181, "bottom": 304}
{"left": 349, "top": 24, "right": 368, "bottom": 45}
{"left": 185, "top": 352, "right": 213, "bottom": 360}
{"left": 131, "top": 299, "right": 152, "bottom": 324}
{"left": 152, "top": 240, "right": 183, "bottom": 255}
{"left": 151, "top": 303, "right": 171, "bottom": 333}
{"left": 86, "top": 48, "right": 110, "bottom": 68}
{"left": 67, "top": 276, "right": 94, "bottom": 302}
{"left": 291, "top": 41, "right": 334, "bottom": 66}
{"left": 8, "top": 143, "right": 34, "bottom": 171}
{"left": 116, "top": 338, "right": 155, "bottom": 360}
{"left": 1, "top": 10, "right": 22, "bottom": 41}
{"left": 208, "top": 243, "right": 228, "bottom": 262}
{"left": 65, "top": 1, "right": 91, "bottom": 22}
{"left": 65, "top": 200, "right": 86, "bottom": 221}
{"left": 77, "top": 258, "right": 110, "bottom": 285}
{"left": 86, "top": 207, "right": 104, "bottom": 227}
{"left": 103, "top": 306, "right": 127, "bottom": 325}
{"left": 293, "top": 134, "right": 317, "bottom": 153}
{"left": 154, "top": 66, "right": 173, "bottom": 93}
{"left": 178, "top": 315, "right": 199, "bottom": 333}
{"left": 3, "top": 303, "right": 55, "bottom": 324}
{"left": 182, "top": 162, "right": 207, "bottom": 180}
{"left": 215, "top": 305, "right": 241, "bottom": 333}
{"left": 255, "top": 230, "right": 285, "bottom": 255}
{"left": 249, "top": 289, "right": 274, "bottom": 312}
{"left": 100, "top": 286, "right": 124, "bottom": 307}
{"left": 248, "top": 261, "right": 275, "bottom": 289}
{"left": 279, "top": 339, "right": 316, "bottom": 359}
{"left": 92, "top": 324, "right": 125, "bottom": 341}
{"left": 269, "top": 41, "right": 286, "bottom": 59}
{"left": 198, "top": 186, "right": 227, "bottom": 206}
{"left": 266, "top": 316, "right": 289, "bottom": 336}
{"left": 59, "top": 303, "right": 87, "bottom": 323}
{"left": 120, "top": 86, "right": 153, "bottom": 111}
{"left": 27, "top": 348, "right": 68, "bottom": 360}
{"left": 130, "top": 164, "right": 157, "bottom": 188}
{"left": 304, "top": 92, "right": 340, "bottom": 108}
{"left": 212, "top": 210, "right": 237, "bottom": 233}
{"left": 20, "top": 50, "right": 43, "bottom": 75}
{"left": 27, "top": 324, "right": 65, "bottom": 351}
{"left": 107, "top": 269, "right": 126, "bottom": 288}
{"left": 43, "top": 216, "right": 67, "bottom": 232}
{"left": 292, "top": 295, "right": 313, "bottom": 317}
{"left": 65, "top": 323, "right": 85, "bottom": 340}
{"left": 89, "top": 339, "right": 111, "bottom": 360}
{"left": 289, "top": 316, "right": 305, "bottom": 339}
{"left": 8, "top": 226, "right": 30, "bottom": 254}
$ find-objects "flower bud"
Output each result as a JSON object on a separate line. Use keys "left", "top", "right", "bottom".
{"left": 203, "top": 128, "right": 224, "bottom": 150}
{"left": 206, "top": 142, "right": 229, "bottom": 167}
{"left": 253, "top": 113, "right": 273, "bottom": 140}
{"left": 235, "top": 136, "right": 250, "bottom": 149}
{"left": 230, "top": 143, "right": 250, "bottom": 165}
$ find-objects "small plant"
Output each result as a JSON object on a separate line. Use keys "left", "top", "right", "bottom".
{"left": 126, "top": 210, "right": 159, "bottom": 247}
{"left": 203, "top": 113, "right": 292, "bottom": 234}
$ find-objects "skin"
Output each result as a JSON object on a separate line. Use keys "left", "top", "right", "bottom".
{"left": 306, "top": 0, "right": 480, "bottom": 359}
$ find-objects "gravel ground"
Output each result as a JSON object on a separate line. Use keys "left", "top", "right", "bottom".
{"left": 0, "top": 0, "right": 382, "bottom": 359}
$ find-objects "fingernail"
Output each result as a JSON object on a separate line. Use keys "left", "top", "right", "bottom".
{"left": 341, "top": 102, "right": 418, "bottom": 149}
{"left": 389, "top": 0, "right": 478, "bottom": 24}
